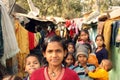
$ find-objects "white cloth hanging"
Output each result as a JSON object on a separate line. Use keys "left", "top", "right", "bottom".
{"left": 0, "top": 1, "right": 19, "bottom": 66}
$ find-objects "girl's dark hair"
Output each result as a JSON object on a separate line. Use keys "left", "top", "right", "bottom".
{"left": 42, "top": 35, "right": 67, "bottom": 66}
{"left": 63, "top": 53, "right": 75, "bottom": 67}
{"left": 95, "top": 34, "right": 106, "bottom": 47}
{"left": 79, "top": 29, "right": 91, "bottom": 42}
{"left": 25, "top": 54, "right": 41, "bottom": 65}
{"left": 42, "top": 35, "right": 67, "bottom": 52}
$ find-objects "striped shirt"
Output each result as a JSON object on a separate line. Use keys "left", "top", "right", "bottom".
{"left": 73, "top": 63, "right": 95, "bottom": 80}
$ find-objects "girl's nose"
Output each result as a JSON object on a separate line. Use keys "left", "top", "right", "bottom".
{"left": 30, "top": 64, "right": 34, "bottom": 67}
{"left": 52, "top": 52, "right": 57, "bottom": 57}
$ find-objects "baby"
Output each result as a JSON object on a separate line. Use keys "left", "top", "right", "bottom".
{"left": 85, "top": 59, "right": 112, "bottom": 80}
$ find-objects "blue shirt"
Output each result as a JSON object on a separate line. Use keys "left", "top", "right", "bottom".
{"left": 69, "top": 65, "right": 75, "bottom": 69}
{"left": 95, "top": 47, "right": 108, "bottom": 64}
{"left": 73, "top": 63, "right": 95, "bottom": 80}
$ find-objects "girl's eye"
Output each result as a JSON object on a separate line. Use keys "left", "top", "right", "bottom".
{"left": 47, "top": 50, "right": 53, "bottom": 53}
{"left": 33, "top": 62, "right": 39, "bottom": 64}
{"left": 26, "top": 62, "right": 30, "bottom": 65}
{"left": 56, "top": 49, "right": 62, "bottom": 53}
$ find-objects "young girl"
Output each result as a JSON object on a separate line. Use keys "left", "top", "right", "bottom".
{"left": 67, "top": 42, "right": 76, "bottom": 56}
{"left": 24, "top": 54, "right": 41, "bottom": 80}
{"left": 30, "top": 35, "right": 79, "bottom": 80}
{"left": 64, "top": 53, "right": 75, "bottom": 69}
{"left": 95, "top": 34, "right": 108, "bottom": 64}
{"left": 76, "top": 29, "right": 95, "bottom": 53}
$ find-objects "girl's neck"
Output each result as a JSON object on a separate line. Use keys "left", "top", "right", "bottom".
{"left": 47, "top": 65, "right": 63, "bottom": 79}
{"left": 97, "top": 46, "right": 103, "bottom": 49}
{"left": 48, "top": 65, "right": 62, "bottom": 71}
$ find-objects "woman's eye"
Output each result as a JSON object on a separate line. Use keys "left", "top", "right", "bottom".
{"left": 56, "top": 50, "right": 61, "bottom": 53}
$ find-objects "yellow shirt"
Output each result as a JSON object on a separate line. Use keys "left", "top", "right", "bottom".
{"left": 88, "top": 68, "right": 108, "bottom": 80}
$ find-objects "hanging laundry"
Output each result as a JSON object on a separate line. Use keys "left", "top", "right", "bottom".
{"left": 15, "top": 19, "right": 29, "bottom": 77}
{"left": 0, "top": 1, "right": 19, "bottom": 66}
{"left": 28, "top": 31, "right": 35, "bottom": 50}
{"left": 116, "top": 21, "right": 120, "bottom": 43}
{"left": 68, "top": 20, "right": 78, "bottom": 39}
{"left": 0, "top": 8, "right": 4, "bottom": 58}
{"left": 103, "top": 17, "right": 120, "bottom": 53}
{"left": 28, "top": 31, "right": 41, "bottom": 50}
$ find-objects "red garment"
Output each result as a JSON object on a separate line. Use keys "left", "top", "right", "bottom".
{"left": 28, "top": 31, "right": 34, "bottom": 50}
{"left": 65, "top": 20, "right": 71, "bottom": 28}
{"left": 46, "top": 31, "right": 56, "bottom": 38}
{"left": 30, "top": 67, "right": 80, "bottom": 80}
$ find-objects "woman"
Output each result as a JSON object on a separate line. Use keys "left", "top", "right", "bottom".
{"left": 30, "top": 35, "right": 79, "bottom": 80}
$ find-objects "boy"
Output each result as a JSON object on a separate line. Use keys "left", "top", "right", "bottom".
{"left": 85, "top": 59, "right": 112, "bottom": 80}
{"left": 73, "top": 45, "right": 95, "bottom": 80}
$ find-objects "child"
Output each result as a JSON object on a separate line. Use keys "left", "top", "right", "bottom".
{"left": 67, "top": 42, "right": 76, "bottom": 56}
{"left": 76, "top": 29, "right": 96, "bottom": 52}
{"left": 73, "top": 45, "right": 95, "bottom": 80}
{"left": 30, "top": 35, "right": 79, "bottom": 80}
{"left": 95, "top": 34, "right": 108, "bottom": 64}
{"left": 85, "top": 59, "right": 112, "bottom": 80}
{"left": 83, "top": 43, "right": 99, "bottom": 67}
{"left": 64, "top": 53, "right": 75, "bottom": 69}
{"left": 24, "top": 54, "right": 41, "bottom": 80}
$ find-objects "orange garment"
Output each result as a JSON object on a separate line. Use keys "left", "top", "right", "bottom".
{"left": 88, "top": 68, "right": 108, "bottom": 80}
{"left": 88, "top": 53, "right": 99, "bottom": 67}
{"left": 15, "top": 19, "right": 30, "bottom": 77}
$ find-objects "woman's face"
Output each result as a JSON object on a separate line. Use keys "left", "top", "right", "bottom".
{"left": 43, "top": 42, "right": 66, "bottom": 67}
{"left": 96, "top": 36, "right": 104, "bottom": 47}
{"left": 25, "top": 56, "right": 40, "bottom": 75}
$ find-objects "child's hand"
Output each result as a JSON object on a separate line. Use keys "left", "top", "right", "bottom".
{"left": 74, "top": 61, "right": 79, "bottom": 66}
{"left": 85, "top": 67, "right": 89, "bottom": 74}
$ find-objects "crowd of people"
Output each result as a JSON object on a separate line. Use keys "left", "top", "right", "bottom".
{"left": 0, "top": 18, "right": 113, "bottom": 80}
{"left": 0, "top": 27, "right": 113, "bottom": 80}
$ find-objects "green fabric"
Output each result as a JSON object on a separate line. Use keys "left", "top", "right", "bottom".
{"left": 109, "top": 46, "right": 120, "bottom": 80}
{"left": 0, "top": 8, "right": 4, "bottom": 57}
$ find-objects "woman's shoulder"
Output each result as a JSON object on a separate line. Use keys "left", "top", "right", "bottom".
{"left": 31, "top": 67, "right": 44, "bottom": 76}
{"left": 101, "top": 47, "right": 108, "bottom": 52}
{"left": 30, "top": 67, "right": 45, "bottom": 80}
{"left": 65, "top": 68, "right": 78, "bottom": 75}
{"left": 63, "top": 68, "right": 79, "bottom": 80}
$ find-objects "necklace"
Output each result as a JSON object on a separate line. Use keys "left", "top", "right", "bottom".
{"left": 50, "top": 71, "right": 56, "bottom": 77}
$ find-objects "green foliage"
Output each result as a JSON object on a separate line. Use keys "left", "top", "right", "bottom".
{"left": 16, "top": 0, "right": 120, "bottom": 18}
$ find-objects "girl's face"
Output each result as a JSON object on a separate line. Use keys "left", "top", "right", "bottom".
{"left": 43, "top": 42, "right": 66, "bottom": 67}
{"left": 65, "top": 54, "right": 74, "bottom": 66}
{"left": 67, "top": 44, "right": 75, "bottom": 54}
{"left": 25, "top": 56, "right": 40, "bottom": 75}
{"left": 77, "top": 54, "right": 87, "bottom": 65}
{"left": 80, "top": 31, "right": 89, "bottom": 41}
{"left": 96, "top": 36, "right": 104, "bottom": 47}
